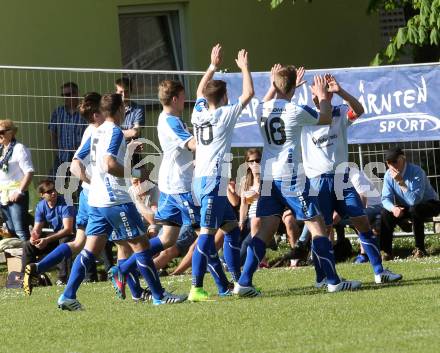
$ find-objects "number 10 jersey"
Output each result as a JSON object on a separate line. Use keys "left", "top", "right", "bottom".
{"left": 191, "top": 98, "right": 243, "bottom": 183}
{"left": 256, "top": 99, "right": 318, "bottom": 181}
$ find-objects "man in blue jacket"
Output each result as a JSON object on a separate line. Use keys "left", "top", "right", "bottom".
{"left": 381, "top": 147, "right": 440, "bottom": 258}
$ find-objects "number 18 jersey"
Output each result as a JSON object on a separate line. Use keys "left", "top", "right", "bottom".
{"left": 256, "top": 99, "right": 319, "bottom": 181}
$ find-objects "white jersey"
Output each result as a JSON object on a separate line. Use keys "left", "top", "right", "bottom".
{"left": 73, "top": 124, "right": 95, "bottom": 192}
{"left": 129, "top": 181, "right": 160, "bottom": 218}
{"left": 76, "top": 120, "right": 132, "bottom": 207}
{"left": 157, "top": 112, "right": 194, "bottom": 194}
{"left": 256, "top": 99, "right": 319, "bottom": 180}
{"left": 301, "top": 105, "right": 352, "bottom": 178}
{"left": 192, "top": 98, "right": 243, "bottom": 188}
{"left": 350, "top": 169, "right": 382, "bottom": 206}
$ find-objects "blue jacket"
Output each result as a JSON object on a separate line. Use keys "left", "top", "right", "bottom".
{"left": 381, "top": 162, "right": 438, "bottom": 211}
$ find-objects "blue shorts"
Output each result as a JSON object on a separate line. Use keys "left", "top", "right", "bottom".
{"left": 310, "top": 174, "right": 365, "bottom": 226}
{"left": 256, "top": 178, "right": 320, "bottom": 221}
{"left": 194, "top": 176, "right": 237, "bottom": 229}
{"left": 155, "top": 192, "right": 200, "bottom": 227}
{"left": 76, "top": 190, "right": 89, "bottom": 229}
{"left": 86, "top": 203, "right": 146, "bottom": 241}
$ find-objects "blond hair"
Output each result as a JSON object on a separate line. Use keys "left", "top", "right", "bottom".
{"left": 0, "top": 119, "right": 18, "bottom": 134}
{"left": 274, "top": 66, "right": 297, "bottom": 95}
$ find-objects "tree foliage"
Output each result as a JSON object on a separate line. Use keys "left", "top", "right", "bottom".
{"left": 258, "top": 0, "right": 440, "bottom": 65}
{"left": 257, "top": 0, "right": 312, "bottom": 9}
{"left": 369, "top": 0, "right": 440, "bottom": 65}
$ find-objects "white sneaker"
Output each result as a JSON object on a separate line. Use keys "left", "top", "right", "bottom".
{"left": 57, "top": 295, "right": 82, "bottom": 311}
{"left": 152, "top": 291, "right": 187, "bottom": 305}
{"left": 132, "top": 288, "right": 152, "bottom": 303}
{"left": 315, "top": 278, "right": 328, "bottom": 289}
{"left": 327, "top": 280, "right": 362, "bottom": 293}
{"left": 375, "top": 269, "right": 403, "bottom": 284}
{"left": 233, "top": 283, "right": 261, "bottom": 297}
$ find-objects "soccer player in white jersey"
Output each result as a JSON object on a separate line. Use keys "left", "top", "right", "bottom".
{"left": 301, "top": 74, "right": 402, "bottom": 284}
{"left": 234, "top": 65, "right": 361, "bottom": 297}
{"left": 188, "top": 45, "right": 254, "bottom": 301}
{"left": 111, "top": 79, "right": 200, "bottom": 302}
{"left": 58, "top": 94, "right": 186, "bottom": 310}
{"left": 23, "top": 92, "right": 103, "bottom": 296}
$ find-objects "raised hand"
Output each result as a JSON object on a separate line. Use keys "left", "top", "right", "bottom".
{"left": 270, "top": 63, "right": 282, "bottom": 86}
{"left": 296, "top": 67, "right": 306, "bottom": 88}
{"left": 211, "top": 44, "right": 222, "bottom": 68}
{"left": 235, "top": 49, "right": 249, "bottom": 71}
{"left": 313, "top": 75, "right": 330, "bottom": 100}
{"left": 325, "top": 73, "right": 341, "bottom": 93}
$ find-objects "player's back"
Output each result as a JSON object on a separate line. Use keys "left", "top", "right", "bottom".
{"left": 74, "top": 124, "right": 95, "bottom": 192}
{"left": 301, "top": 104, "right": 351, "bottom": 178}
{"left": 157, "top": 112, "right": 194, "bottom": 194}
{"left": 88, "top": 120, "right": 132, "bottom": 207}
{"left": 256, "top": 99, "right": 318, "bottom": 181}
{"left": 191, "top": 98, "right": 242, "bottom": 181}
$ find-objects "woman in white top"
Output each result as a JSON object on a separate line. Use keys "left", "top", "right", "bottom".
{"left": 0, "top": 120, "right": 34, "bottom": 241}
{"left": 238, "top": 148, "right": 265, "bottom": 265}
{"left": 239, "top": 148, "right": 261, "bottom": 229}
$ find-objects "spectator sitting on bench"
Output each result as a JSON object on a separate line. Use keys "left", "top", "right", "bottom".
{"left": 21, "top": 179, "right": 75, "bottom": 284}
{"left": 381, "top": 146, "right": 440, "bottom": 259}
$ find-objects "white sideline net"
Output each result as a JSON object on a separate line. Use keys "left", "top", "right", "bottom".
{"left": 0, "top": 65, "right": 439, "bottom": 194}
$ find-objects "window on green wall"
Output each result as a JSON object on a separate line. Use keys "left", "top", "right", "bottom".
{"left": 118, "top": 11, "right": 183, "bottom": 71}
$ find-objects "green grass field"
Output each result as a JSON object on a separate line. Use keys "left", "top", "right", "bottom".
{"left": 1, "top": 255, "right": 440, "bottom": 353}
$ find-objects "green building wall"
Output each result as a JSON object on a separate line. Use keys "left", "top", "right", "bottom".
{"left": 0, "top": 0, "right": 381, "bottom": 70}
{"left": 0, "top": 0, "right": 382, "bottom": 207}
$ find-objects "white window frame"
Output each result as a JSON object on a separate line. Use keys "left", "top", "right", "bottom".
{"left": 118, "top": 3, "right": 187, "bottom": 70}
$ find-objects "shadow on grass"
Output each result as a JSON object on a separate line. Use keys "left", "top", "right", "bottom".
{"left": 259, "top": 276, "right": 440, "bottom": 299}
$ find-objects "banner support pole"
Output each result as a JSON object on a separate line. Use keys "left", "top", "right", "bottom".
{"left": 358, "top": 144, "right": 364, "bottom": 171}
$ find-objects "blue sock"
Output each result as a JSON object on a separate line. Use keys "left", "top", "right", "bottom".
{"left": 207, "top": 237, "right": 229, "bottom": 293}
{"left": 149, "top": 236, "right": 164, "bottom": 256}
{"left": 119, "top": 253, "right": 137, "bottom": 274}
{"left": 359, "top": 230, "right": 383, "bottom": 274}
{"left": 135, "top": 250, "right": 164, "bottom": 300}
{"left": 118, "top": 259, "right": 142, "bottom": 299}
{"left": 223, "top": 227, "right": 241, "bottom": 282}
{"left": 191, "top": 234, "right": 210, "bottom": 288}
{"left": 311, "top": 236, "right": 340, "bottom": 285}
{"left": 36, "top": 243, "right": 72, "bottom": 273}
{"left": 311, "top": 246, "right": 326, "bottom": 283}
{"left": 238, "top": 237, "right": 266, "bottom": 287}
{"left": 63, "top": 249, "right": 94, "bottom": 299}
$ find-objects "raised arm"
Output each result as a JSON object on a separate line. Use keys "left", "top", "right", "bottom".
{"left": 196, "top": 44, "right": 223, "bottom": 99}
{"left": 313, "top": 75, "right": 332, "bottom": 125}
{"left": 295, "top": 67, "right": 306, "bottom": 88}
{"left": 262, "top": 64, "right": 281, "bottom": 102}
{"left": 325, "top": 74, "right": 364, "bottom": 118}
{"left": 236, "top": 49, "right": 254, "bottom": 107}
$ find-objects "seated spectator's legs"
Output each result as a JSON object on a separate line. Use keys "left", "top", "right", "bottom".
{"left": 153, "top": 225, "right": 196, "bottom": 270}
{"left": 298, "top": 224, "right": 311, "bottom": 244}
{"left": 1, "top": 206, "right": 16, "bottom": 237}
{"left": 57, "top": 234, "right": 75, "bottom": 283}
{"left": 171, "top": 242, "right": 196, "bottom": 276}
{"left": 21, "top": 240, "right": 58, "bottom": 273}
{"left": 154, "top": 246, "right": 180, "bottom": 270}
{"left": 380, "top": 208, "right": 399, "bottom": 255}
{"left": 282, "top": 211, "right": 300, "bottom": 248}
{"left": 407, "top": 200, "right": 440, "bottom": 252}
{"left": 175, "top": 225, "right": 197, "bottom": 257}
